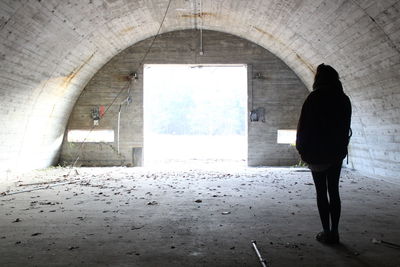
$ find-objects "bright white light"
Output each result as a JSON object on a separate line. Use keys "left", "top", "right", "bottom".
{"left": 144, "top": 64, "right": 248, "bottom": 165}
{"left": 277, "top": 130, "right": 297, "bottom": 144}
{"left": 68, "top": 130, "right": 114, "bottom": 142}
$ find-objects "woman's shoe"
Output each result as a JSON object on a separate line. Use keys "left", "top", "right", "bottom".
{"left": 316, "top": 231, "right": 330, "bottom": 244}
{"left": 329, "top": 232, "right": 340, "bottom": 244}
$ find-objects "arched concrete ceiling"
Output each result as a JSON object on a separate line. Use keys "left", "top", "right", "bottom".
{"left": 1, "top": 0, "right": 399, "bottom": 179}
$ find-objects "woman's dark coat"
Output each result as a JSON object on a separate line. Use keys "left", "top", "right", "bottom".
{"left": 296, "top": 82, "right": 352, "bottom": 164}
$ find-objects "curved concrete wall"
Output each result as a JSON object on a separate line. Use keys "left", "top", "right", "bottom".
{"left": 0, "top": 0, "right": 399, "bottom": 179}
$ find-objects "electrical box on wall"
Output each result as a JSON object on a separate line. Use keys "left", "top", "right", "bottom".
{"left": 91, "top": 106, "right": 105, "bottom": 126}
{"left": 250, "top": 107, "right": 265, "bottom": 122}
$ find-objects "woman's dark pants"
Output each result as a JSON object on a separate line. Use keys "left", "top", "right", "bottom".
{"left": 311, "top": 161, "right": 342, "bottom": 234}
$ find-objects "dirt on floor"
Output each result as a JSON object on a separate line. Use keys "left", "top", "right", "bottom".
{"left": 0, "top": 166, "right": 399, "bottom": 266}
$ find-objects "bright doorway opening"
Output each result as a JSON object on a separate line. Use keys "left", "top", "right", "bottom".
{"left": 143, "top": 64, "right": 248, "bottom": 167}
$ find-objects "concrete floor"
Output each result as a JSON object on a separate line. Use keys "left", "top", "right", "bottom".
{"left": 0, "top": 166, "right": 399, "bottom": 267}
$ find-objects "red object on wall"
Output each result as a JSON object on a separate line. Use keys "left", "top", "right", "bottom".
{"left": 99, "top": 105, "right": 105, "bottom": 118}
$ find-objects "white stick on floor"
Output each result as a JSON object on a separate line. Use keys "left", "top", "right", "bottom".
{"left": 251, "top": 240, "right": 268, "bottom": 267}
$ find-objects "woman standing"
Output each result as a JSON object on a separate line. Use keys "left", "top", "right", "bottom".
{"left": 296, "top": 64, "right": 352, "bottom": 244}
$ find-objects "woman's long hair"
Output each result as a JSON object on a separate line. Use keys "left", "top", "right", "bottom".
{"left": 312, "top": 64, "right": 343, "bottom": 92}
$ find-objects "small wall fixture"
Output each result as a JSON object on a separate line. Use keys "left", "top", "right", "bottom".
{"left": 91, "top": 106, "right": 100, "bottom": 126}
{"left": 129, "top": 72, "right": 138, "bottom": 80}
{"left": 253, "top": 72, "right": 266, "bottom": 79}
{"left": 250, "top": 107, "right": 265, "bottom": 122}
{"left": 91, "top": 105, "right": 105, "bottom": 126}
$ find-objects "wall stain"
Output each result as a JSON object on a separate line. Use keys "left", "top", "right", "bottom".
{"left": 295, "top": 53, "right": 315, "bottom": 74}
{"left": 180, "top": 12, "right": 216, "bottom": 18}
{"left": 119, "top": 26, "right": 135, "bottom": 35}
{"left": 114, "top": 74, "right": 132, "bottom": 82}
{"left": 252, "top": 26, "right": 315, "bottom": 74}
{"left": 61, "top": 52, "right": 96, "bottom": 88}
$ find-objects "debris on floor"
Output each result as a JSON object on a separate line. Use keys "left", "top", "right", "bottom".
{"left": 372, "top": 238, "right": 400, "bottom": 248}
{"left": 0, "top": 166, "right": 399, "bottom": 266}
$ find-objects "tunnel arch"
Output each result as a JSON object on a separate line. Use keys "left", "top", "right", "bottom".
{"left": 1, "top": 0, "right": 399, "bottom": 180}
{"left": 60, "top": 29, "right": 310, "bottom": 167}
